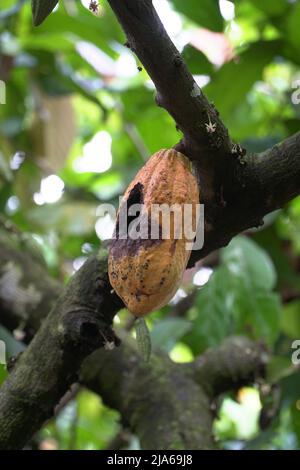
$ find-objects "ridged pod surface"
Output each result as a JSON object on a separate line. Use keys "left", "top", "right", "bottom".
{"left": 108, "top": 149, "right": 199, "bottom": 316}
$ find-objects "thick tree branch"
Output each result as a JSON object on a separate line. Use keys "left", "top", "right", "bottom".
{"left": 189, "top": 131, "right": 300, "bottom": 265}
{"left": 106, "top": 0, "right": 232, "bottom": 157}
{"left": 105, "top": 0, "right": 300, "bottom": 267}
{"left": 106, "top": 0, "right": 235, "bottom": 206}
{"left": 0, "top": 228, "right": 267, "bottom": 449}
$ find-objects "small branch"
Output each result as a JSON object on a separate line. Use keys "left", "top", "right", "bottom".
{"left": 124, "top": 121, "right": 149, "bottom": 162}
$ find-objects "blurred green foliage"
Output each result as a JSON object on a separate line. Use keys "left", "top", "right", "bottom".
{"left": 0, "top": 0, "right": 300, "bottom": 450}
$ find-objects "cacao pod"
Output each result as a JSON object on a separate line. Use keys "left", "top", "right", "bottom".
{"left": 108, "top": 149, "right": 199, "bottom": 316}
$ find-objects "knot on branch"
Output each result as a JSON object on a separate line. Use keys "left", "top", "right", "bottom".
{"left": 59, "top": 309, "right": 121, "bottom": 355}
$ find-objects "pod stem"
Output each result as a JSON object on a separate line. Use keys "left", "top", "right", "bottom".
{"left": 135, "top": 317, "right": 152, "bottom": 363}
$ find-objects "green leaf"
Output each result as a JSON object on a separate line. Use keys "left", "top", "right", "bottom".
{"left": 32, "top": 0, "right": 59, "bottom": 26}
{"left": 222, "top": 236, "right": 277, "bottom": 291}
{"left": 151, "top": 318, "right": 192, "bottom": 352}
{"left": 27, "top": 202, "right": 98, "bottom": 236}
{"left": 266, "top": 356, "right": 295, "bottom": 384}
{"left": 291, "top": 400, "right": 300, "bottom": 447}
{"left": 281, "top": 300, "right": 300, "bottom": 338}
{"left": 33, "top": 2, "right": 121, "bottom": 57}
{"left": 135, "top": 318, "right": 152, "bottom": 363}
{"left": 250, "top": 0, "right": 289, "bottom": 17}
{"left": 222, "top": 237, "right": 280, "bottom": 346}
{"left": 185, "top": 266, "right": 235, "bottom": 354}
{"left": 285, "top": 1, "right": 300, "bottom": 54}
{"left": 233, "top": 288, "right": 281, "bottom": 348}
{"left": 185, "top": 236, "right": 280, "bottom": 354}
{"left": 0, "top": 0, "right": 26, "bottom": 21}
{"left": 181, "top": 45, "right": 214, "bottom": 75}
{"left": 204, "top": 40, "right": 280, "bottom": 117}
{"left": 171, "top": 0, "right": 224, "bottom": 32}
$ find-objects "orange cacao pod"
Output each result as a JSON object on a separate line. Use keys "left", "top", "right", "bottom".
{"left": 108, "top": 149, "right": 199, "bottom": 316}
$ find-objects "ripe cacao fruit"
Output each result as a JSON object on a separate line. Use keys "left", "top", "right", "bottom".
{"left": 108, "top": 149, "right": 199, "bottom": 316}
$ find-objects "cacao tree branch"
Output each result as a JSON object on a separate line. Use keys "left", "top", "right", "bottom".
{"left": 104, "top": 0, "right": 300, "bottom": 266}
{"left": 0, "top": 226, "right": 267, "bottom": 449}
{"left": 106, "top": 0, "right": 234, "bottom": 208}
{"left": 190, "top": 131, "right": 300, "bottom": 265}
